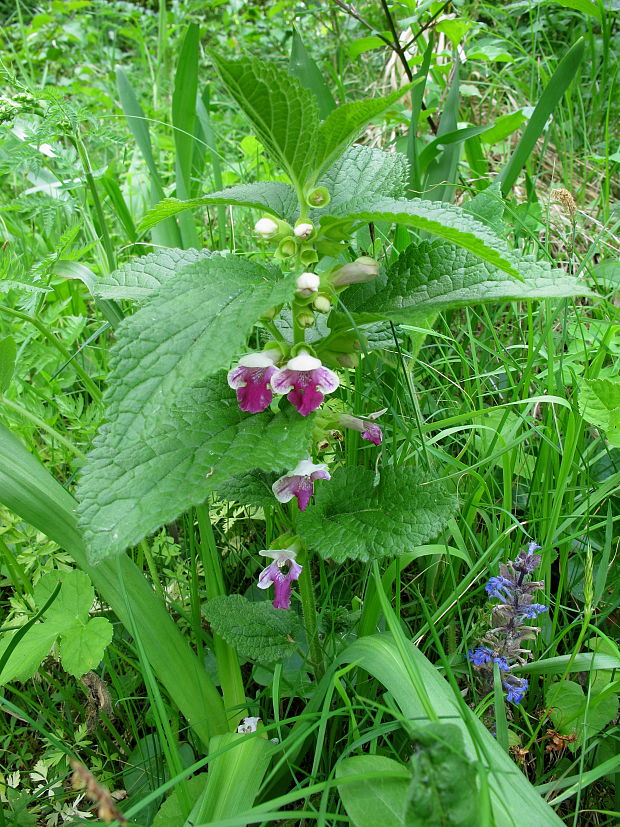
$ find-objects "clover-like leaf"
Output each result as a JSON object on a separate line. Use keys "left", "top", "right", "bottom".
{"left": 298, "top": 467, "right": 457, "bottom": 563}
{"left": 203, "top": 594, "right": 301, "bottom": 662}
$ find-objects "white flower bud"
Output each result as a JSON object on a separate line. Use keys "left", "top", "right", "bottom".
{"left": 296, "top": 272, "right": 320, "bottom": 297}
{"left": 294, "top": 222, "right": 314, "bottom": 240}
{"left": 313, "top": 295, "right": 331, "bottom": 314}
{"left": 254, "top": 217, "right": 279, "bottom": 239}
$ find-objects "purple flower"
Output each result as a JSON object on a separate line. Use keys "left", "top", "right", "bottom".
{"left": 272, "top": 459, "right": 330, "bottom": 511}
{"left": 257, "top": 549, "right": 302, "bottom": 610}
{"left": 512, "top": 542, "right": 543, "bottom": 574}
{"left": 503, "top": 677, "right": 529, "bottom": 705}
{"left": 227, "top": 350, "right": 279, "bottom": 413}
{"left": 485, "top": 576, "right": 514, "bottom": 600}
{"left": 338, "top": 413, "right": 383, "bottom": 446}
{"left": 519, "top": 603, "right": 548, "bottom": 619}
{"left": 468, "top": 646, "right": 493, "bottom": 666}
{"left": 271, "top": 351, "right": 339, "bottom": 416}
{"left": 493, "top": 656, "right": 511, "bottom": 671}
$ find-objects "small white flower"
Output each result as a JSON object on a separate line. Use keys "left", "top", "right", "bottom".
{"left": 296, "top": 272, "right": 320, "bottom": 297}
{"left": 254, "top": 217, "right": 279, "bottom": 238}
{"left": 294, "top": 222, "right": 314, "bottom": 240}
{"left": 237, "top": 716, "right": 261, "bottom": 733}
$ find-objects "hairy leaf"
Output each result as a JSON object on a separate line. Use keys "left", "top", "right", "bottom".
{"left": 321, "top": 196, "right": 531, "bottom": 276}
{"left": 203, "top": 594, "right": 301, "bottom": 662}
{"left": 212, "top": 54, "right": 320, "bottom": 188}
{"left": 216, "top": 468, "right": 280, "bottom": 509}
{"left": 298, "top": 467, "right": 457, "bottom": 562}
{"left": 579, "top": 377, "right": 620, "bottom": 446}
{"left": 92, "top": 248, "right": 211, "bottom": 301}
{"left": 343, "top": 239, "right": 591, "bottom": 323}
{"left": 317, "top": 146, "right": 408, "bottom": 212}
{"left": 139, "top": 183, "right": 299, "bottom": 232}
{"left": 78, "top": 376, "right": 315, "bottom": 561}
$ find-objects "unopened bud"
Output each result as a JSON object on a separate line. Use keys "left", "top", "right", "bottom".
{"left": 306, "top": 186, "right": 330, "bottom": 208}
{"left": 313, "top": 294, "right": 331, "bottom": 314}
{"left": 254, "top": 217, "right": 278, "bottom": 239}
{"left": 331, "top": 256, "right": 379, "bottom": 286}
{"left": 296, "top": 272, "right": 320, "bottom": 297}
{"left": 294, "top": 222, "right": 314, "bottom": 240}
{"left": 297, "top": 309, "right": 315, "bottom": 328}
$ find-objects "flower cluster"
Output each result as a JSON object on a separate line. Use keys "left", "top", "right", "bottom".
{"left": 468, "top": 542, "right": 548, "bottom": 704}
{"left": 226, "top": 222, "right": 384, "bottom": 610}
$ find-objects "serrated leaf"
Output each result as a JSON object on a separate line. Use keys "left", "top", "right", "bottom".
{"left": 216, "top": 468, "right": 279, "bottom": 509}
{"left": 579, "top": 377, "right": 620, "bottom": 446}
{"left": 317, "top": 146, "right": 408, "bottom": 212}
{"left": 212, "top": 54, "right": 320, "bottom": 188}
{"left": 311, "top": 87, "right": 411, "bottom": 184}
{"left": 92, "top": 248, "right": 211, "bottom": 301}
{"left": 139, "top": 183, "right": 299, "bottom": 232}
{"left": 297, "top": 467, "right": 457, "bottom": 563}
{"left": 59, "top": 616, "right": 114, "bottom": 678}
{"left": 321, "top": 196, "right": 529, "bottom": 276}
{"left": 86, "top": 258, "right": 293, "bottom": 449}
{"left": 343, "top": 240, "right": 591, "bottom": 324}
{"left": 203, "top": 594, "right": 300, "bottom": 661}
{"left": 78, "top": 375, "right": 315, "bottom": 561}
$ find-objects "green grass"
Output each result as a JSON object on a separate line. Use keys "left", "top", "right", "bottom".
{"left": 0, "top": 1, "right": 618, "bottom": 825}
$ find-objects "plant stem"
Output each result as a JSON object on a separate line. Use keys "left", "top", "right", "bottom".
{"left": 298, "top": 553, "right": 324, "bottom": 680}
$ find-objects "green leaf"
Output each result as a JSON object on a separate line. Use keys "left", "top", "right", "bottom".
{"left": 172, "top": 23, "right": 200, "bottom": 247}
{"left": 78, "top": 376, "right": 315, "bottom": 562}
{"left": 297, "top": 467, "right": 457, "bottom": 563}
{"left": 406, "top": 724, "right": 478, "bottom": 825}
{"left": 322, "top": 196, "right": 525, "bottom": 276}
{"left": 546, "top": 679, "right": 619, "bottom": 743}
{"left": 343, "top": 240, "right": 592, "bottom": 324}
{"left": 311, "top": 87, "right": 411, "bottom": 185}
{"left": 336, "top": 755, "right": 411, "bottom": 827}
{"left": 0, "top": 336, "right": 16, "bottom": 393}
{"left": 0, "top": 625, "right": 58, "bottom": 684}
{"left": 91, "top": 248, "right": 211, "bottom": 302}
{"left": 59, "top": 617, "right": 113, "bottom": 678}
{"left": 203, "top": 594, "right": 301, "bottom": 662}
{"left": 579, "top": 378, "right": 620, "bottom": 446}
{"left": 289, "top": 28, "right": 336, "bottom": 119}
{"left": 139, "top": 183, "right": 299, "bottom": 232}
{"left": 216, "top": 468, "right": 279, "bottom": 509}
{"left": 211, "top": 54, "right": 320, "bottom": 189}
{"left": 153, "top": 777, "right": 205, "bottom": 827}
{"left": 317, "top": 146, "right": 408, "bottom": 211}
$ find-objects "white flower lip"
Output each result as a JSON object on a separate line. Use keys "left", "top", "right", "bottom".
{"left": 286, "top": 352, "right": 322, "bottom": 371}
{"left": 238, "top": 352, "right": 277, "bottom": 368}
{"left": 294, "top": 222, "right": 314, "bottom": 239}
{"left": 297, "top": 273, "right": 321, "bottom": 296}
{"left": 259, "top": 548, "right": 298, "bottom": 562}
{"left": 291, "top": 458, "right": 328, "bottom": 476}
{"left": 254, "top": 217, "right": 278, "bottom": 237}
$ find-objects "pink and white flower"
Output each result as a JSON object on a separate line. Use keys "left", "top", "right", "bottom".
{"left": 227, "top": 350, "right": 279, "bottom": 414}
{"left": 271, "top": 351, "right": 339, "bottom": 416}
{"left": 272, "top": 459, "right": 331, "bottom": 511}
{"left": 257, "top": 548, "right": 303, "bottom": 610}
{"left": 338, "top": 413, "right": 383, "bottom": 446}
